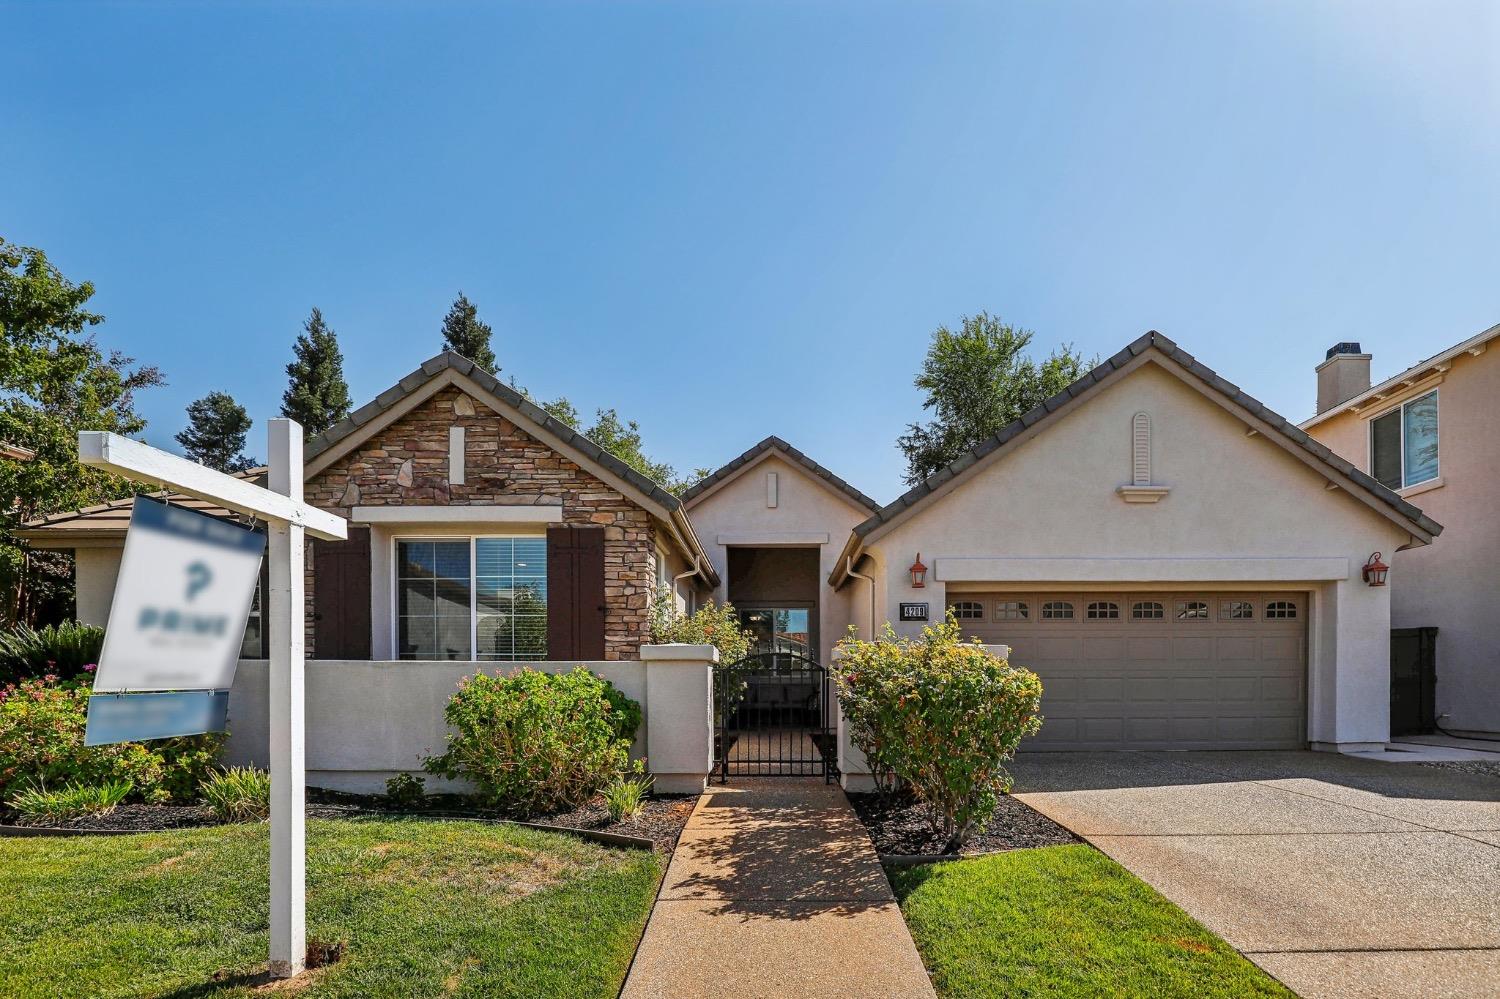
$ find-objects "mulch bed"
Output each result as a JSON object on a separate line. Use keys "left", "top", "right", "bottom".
{"left": 1421, "top": 759, "right": 1500, "bottom": 781}
{"left": 847, "top": 789, "right": 1080, "bottom": 858}
{"left": 529, "top": 795, "right": 698, "bottom": 853}
{"left": 0, "top": 790, "right": 699, "bottom": 853}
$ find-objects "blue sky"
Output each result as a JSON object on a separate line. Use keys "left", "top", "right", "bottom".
{"left": 4, "top": 2, "right": 1496, "bottom": 501}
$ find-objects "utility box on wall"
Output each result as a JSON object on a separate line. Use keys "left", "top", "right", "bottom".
{"left": 1390, "top": 627, "right": 1438, "bottom": 736}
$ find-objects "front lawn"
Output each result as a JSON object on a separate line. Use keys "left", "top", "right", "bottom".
{"left": 889, "top": 845, "right": 1293, "bottom": 999}
{"left": 0, "top": 817, "right": 662, "bottom": 999}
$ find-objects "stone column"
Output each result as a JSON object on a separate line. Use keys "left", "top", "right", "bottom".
{"left": 642, "top": 643, "right": 718, "bottom": 794}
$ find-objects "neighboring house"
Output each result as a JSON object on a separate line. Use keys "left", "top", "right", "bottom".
{"left": 17, "top": 332, "right": 1443, "bottom": 789}
{"left": 1301, "top": 326, "right": 1500, "bottom": 738}
{"left": 1, "top": 443, "right": 37, "bottom": 462}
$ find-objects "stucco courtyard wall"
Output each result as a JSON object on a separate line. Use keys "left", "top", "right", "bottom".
{"left": 849, "top": 360, "right": 1413, "bottom": 752}
{"left": 1305, "top": 344, "right": 1500, "bottom": 734}
{"left": 222, "top": 646, "right": 716, "bottom": 794}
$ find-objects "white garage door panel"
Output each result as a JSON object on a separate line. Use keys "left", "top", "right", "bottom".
{"left": 954, "top": 591, "right": 1307, "bottom": 751}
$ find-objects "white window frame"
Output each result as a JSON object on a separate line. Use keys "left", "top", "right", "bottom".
{"left": 1368, "top": 388, "right": 1439, "bottom": 490}
{"left": 392, "top": 534, "right": 547, "bottom": 662}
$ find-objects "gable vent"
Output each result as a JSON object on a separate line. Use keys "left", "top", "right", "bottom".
{"left": 1132, "top": 412, "right": 1152, "bottom": 486}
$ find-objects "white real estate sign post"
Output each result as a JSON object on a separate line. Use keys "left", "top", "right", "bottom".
{"left": 79, "top": 420, "right": 346, "bottom": 979}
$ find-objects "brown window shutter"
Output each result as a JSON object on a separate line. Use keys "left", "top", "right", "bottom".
{"left": 547, "top": 526, "right": 607, "bottom": 661}
{"left": 312, "top": 526, "right": 372, "bottom": 660}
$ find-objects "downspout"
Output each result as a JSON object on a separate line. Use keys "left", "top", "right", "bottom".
{"left": 846, "top": 555, "right": 877, "bottom": 639}
{"left": 672, "top": 557, "right": 702, "bottom": 615}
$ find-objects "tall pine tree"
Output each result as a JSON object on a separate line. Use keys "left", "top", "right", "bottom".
{"left": 439, "top": 292, "right": 497, "bottom": 373}
{"left": 176, "top": 392, "right": 256, "bottom": 472}
{"left": 281, "top": 307, "right": 352, "bottom": 440}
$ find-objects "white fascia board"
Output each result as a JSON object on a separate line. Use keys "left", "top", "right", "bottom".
{"left": 933, "top": 556, "right": 1351, "bottom": 583}
{"left": 716, "top": 532, "right": 831, "bottom": 546}
{"left": 79, "top": 431, "right": 346, "bottom": 540}
{"left": 352, "top": 505, "right": 564, "bottom": 524}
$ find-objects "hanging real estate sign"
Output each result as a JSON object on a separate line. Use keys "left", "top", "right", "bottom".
{"left": 86, "top": 495, "right": 265, "bottom": 745}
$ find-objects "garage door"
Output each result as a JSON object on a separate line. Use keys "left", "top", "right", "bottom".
{"left": 950, "top": 592, "right": 1307, "bottom": 750}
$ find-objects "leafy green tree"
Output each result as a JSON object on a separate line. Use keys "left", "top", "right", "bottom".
{"left": 508, "top": 384, "right": 704, "bottom": 493}
{"left": 280, "top": 307, "right": 352, "bottom": 440}
{"left": 175, "top": 392, "right": 256, "bottom": 472}
{"left": 440, "top": 292, "right": 497, "bottom": 373}
{"left": 898, "top": 312, "right": 1093, "bottom": 485}
{"left": 0, "top": 238, "right": 164, "bottom": 625}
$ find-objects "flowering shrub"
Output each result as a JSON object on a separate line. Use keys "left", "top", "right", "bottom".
{"left": 0, "top": 675, "right": 223, "bottom": 804}
{"left": 833, "top": 616, "right": 1044, "bottom": 852}
{"left": 423, "top": 667, "right": 641, "bottom": 817}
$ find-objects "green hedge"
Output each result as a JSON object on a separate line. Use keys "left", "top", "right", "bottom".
{"left": 423, "top": 666, "right": 642, "bottom": 817}
{"left": 834, "top": 617, "right": 1044, "bottom": 851}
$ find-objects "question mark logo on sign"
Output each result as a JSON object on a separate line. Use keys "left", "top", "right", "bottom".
{"left": 185, "top": 561, "right": 213, "bottom": 602}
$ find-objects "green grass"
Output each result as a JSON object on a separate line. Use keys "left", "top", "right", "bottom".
{"left": 889, "top": 845, "right": 1294, "bottom": 999}
{"left": 0, "top": 816, "right": 663, "bottom": 999}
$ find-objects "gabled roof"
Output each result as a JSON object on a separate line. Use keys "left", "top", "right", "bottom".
{"left": 680, "top": 435, "right": 881, "bottom": 514}
{"left": 830, "top": 330, "right": 1443, "bottom": 587}
{"left": 1299, "top": 321, "right": 1500, "bottom": 429}
{"left": 303, "top": 351, "right": 717, "bottom": 586}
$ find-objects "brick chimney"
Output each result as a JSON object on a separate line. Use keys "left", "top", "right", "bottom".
{"left": 1316, "top": 342, "right": 1372, "bottom": 413}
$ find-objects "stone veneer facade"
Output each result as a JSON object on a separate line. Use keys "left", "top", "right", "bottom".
{"left": 303, "top": 386, "right": 661, "bottom": 660}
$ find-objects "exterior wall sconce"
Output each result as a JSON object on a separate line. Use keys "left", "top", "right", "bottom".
{"left": 1362, "top": 552, "right": 1390, "bottom": 586}
{"left": 909, "top": 554, "right": 928, "bottom": 588}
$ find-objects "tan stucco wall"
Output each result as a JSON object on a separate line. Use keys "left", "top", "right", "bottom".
{"left": 74, "top": 547, "right": 122, "bottom": 628}
{"left": 684, "top": 452, "right": 869, "bottom": 664}
{"left": 1307, "top": 345, "right": 1499, "bottom": 733}
{"left": 859, "top": 359, "right": 1411, "bottom": 748}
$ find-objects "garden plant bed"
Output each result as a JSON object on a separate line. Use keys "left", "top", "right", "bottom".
{"left": 0, "top": 791, "right": 698, "bottom": 851}
{"left": 847, "top": 788, "right": 1080, "bottom": 857}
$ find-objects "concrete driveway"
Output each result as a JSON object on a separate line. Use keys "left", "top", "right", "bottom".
{"left": 1009, "top": 751, "right": 1500, "bottom": 999}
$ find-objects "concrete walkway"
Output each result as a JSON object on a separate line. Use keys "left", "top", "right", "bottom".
{"left": 1010, "top": 751, "right": 1500, "bottom": 999}
{"left": 621, "top": 779, "right": 936, "bottom": 999}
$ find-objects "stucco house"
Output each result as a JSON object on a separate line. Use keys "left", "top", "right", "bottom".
{"left": 1301, "top": 325, "right": 1499, "bottom": 739}
{"left": 17, "top": 331, "right": 1443, "bottom": 789}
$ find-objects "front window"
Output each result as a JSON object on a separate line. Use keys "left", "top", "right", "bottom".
{"left": 1371, "top": 390, "right": 1438, "bottom": 490}
{"left": 397, "top": 537, "right": 547, "bottom": 661}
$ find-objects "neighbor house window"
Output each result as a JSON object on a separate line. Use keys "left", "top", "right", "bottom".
{"left": 1370, "top": 390, "right": 1438, "bottom": 490}
{"left": 1176, "top": 600, "right": 1210, "bottom": 621}
{"left": 397, "top": 537, "right": 547, "bottom": 661}
{"left": 1265, "top": 600, "right": 1298, "bottom": 620}
{"left": 950, "top": 601, "right": 985, "bottom": 620}
{"left": 994, "top": 601, "right": 1029, "bottom": 620}
{"left": 1041, "top": 601, "right": 1074, "bottom": 620}
{"left": 239, "top": 579, "right": 263, "bottom": 658}
{"left": 1086, "top": 601, "right": 1120, "bottom": 620}
{"left": 1221, "top": 600, "right": 1255, "bottom": 621}
{"left": 1132, "top": 601, "right": 1164, "bottom": 620}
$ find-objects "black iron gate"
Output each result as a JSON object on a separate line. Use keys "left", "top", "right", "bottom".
{"left": 716, "top": 651, "right": 836, "bottom": 782}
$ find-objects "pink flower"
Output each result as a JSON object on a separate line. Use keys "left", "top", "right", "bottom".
{"left": 83, "top": 663, "right": 97, "bottom": 673}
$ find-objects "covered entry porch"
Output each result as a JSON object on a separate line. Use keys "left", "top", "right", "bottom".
{"left": 718, "top": 545, "right": 836, "bottom": 780}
